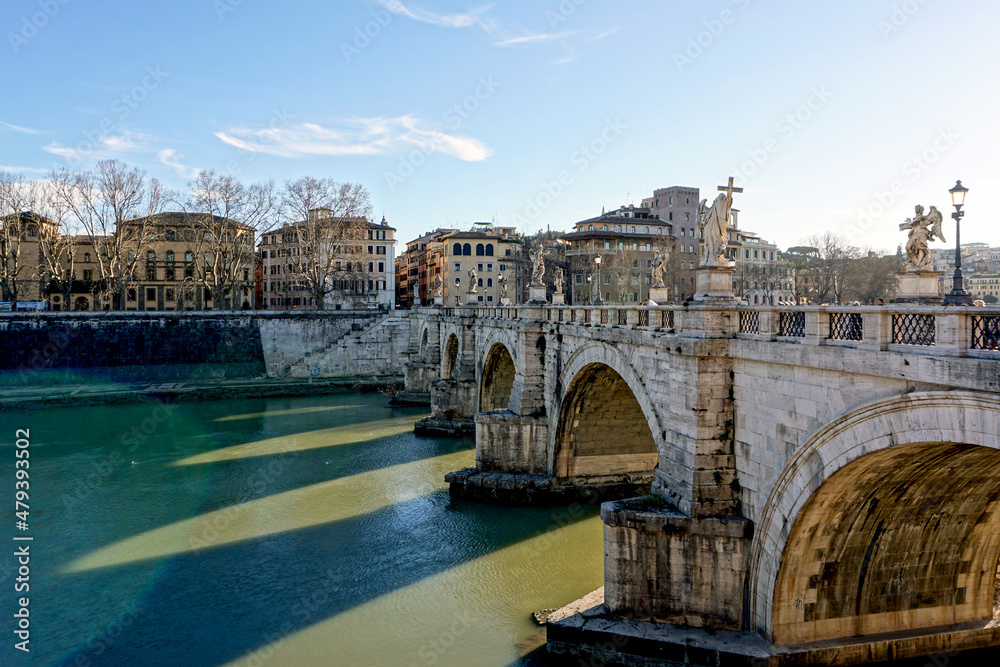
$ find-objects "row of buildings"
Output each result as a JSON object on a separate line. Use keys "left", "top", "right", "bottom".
{"left": 13, "top": 182, "right": 917, "bottom": 312}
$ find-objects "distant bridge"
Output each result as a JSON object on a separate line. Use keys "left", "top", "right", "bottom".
{"left": 401, "top": 301, "right": 1000, "bottom": 665}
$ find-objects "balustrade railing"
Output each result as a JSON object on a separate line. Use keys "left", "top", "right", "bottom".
{"left": 829, "top": 312, "right": 863, "bottom": 341}
{"left": 891, "top": 313, "right": 935, "bottom": 346}
{"left": 778, "top": 311, "right": 805, "bottom": 337}
{"left": 444, "top": 303, "right": 1000, "bottom": 357}
{"left": 739, "top": 310, "right": 759, "bottom": 335}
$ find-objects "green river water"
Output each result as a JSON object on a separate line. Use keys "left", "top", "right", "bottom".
{"left": 0, "top": 392, "right": 604, "bottom": 666}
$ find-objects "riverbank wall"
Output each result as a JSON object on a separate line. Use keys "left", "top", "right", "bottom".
{"left": 0, "top": 310, "right": 412, "bottom": 391}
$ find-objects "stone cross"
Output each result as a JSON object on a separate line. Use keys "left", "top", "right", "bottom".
{"left": 717, "top": 176, "right": 743, "bottom": 213}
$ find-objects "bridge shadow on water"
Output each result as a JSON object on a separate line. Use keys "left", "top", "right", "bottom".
{"left": 55, "top": 489, "right": 600, "bottom": 667}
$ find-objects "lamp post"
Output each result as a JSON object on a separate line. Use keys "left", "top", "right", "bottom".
{"left": 593, "top": 254, "right": 603, "bottom": 305}
{"left": 944, "top": 180, "right": 973, "bottom": 306}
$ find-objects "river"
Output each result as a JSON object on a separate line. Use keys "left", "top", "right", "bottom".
{"left": 0, "top": 392, "right": 604, "bottom": 666}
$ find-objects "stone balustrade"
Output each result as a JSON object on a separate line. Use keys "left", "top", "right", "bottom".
{"left": 454, "top": 303, "right": 1000, "bottom": 357}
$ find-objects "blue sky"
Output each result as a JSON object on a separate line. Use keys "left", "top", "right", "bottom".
{"left": 2, "top": 0, "right": 998, "bottom": 251}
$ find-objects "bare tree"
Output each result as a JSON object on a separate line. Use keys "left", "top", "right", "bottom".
{"left": 183, "top": 170, "right": 275, "bottom": 309}
{"left": 846, "top": 249, "right": 902, "bottom": 304}
{"left": 49, "top": 160, "right": 165, "bottom": 309}
{"left": 798, "top": 233, "right": 862, "bottom": 304}
{"left": 279, "top": 177, "right": 372, "bottom": 309}
{"left": 0, "top": 172, "right": 41, "bottom": 307}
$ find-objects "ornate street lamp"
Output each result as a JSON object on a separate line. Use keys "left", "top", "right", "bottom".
{"left": 944, "top": 180, "right": 973, "bottom": 306}
{"left": 593, "top": 254, "right": 603, "bottom": 305}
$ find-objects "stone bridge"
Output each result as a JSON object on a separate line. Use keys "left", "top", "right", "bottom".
{"left": 401, "top": 300, "right": 1000, "bottom": 665}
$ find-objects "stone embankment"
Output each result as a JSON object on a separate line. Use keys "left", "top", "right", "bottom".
{"left": 0, "top": 310, "right": 411, "bottom": 407}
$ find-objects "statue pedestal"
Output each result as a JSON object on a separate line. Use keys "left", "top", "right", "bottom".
{"left": 895, "top": 271, "right": 942, "bottom": 304}
{"left": 465, "top": 291, "right": 479, "bottom": 305}
{"left": 500, "top": 297, "right": 511, "bottom": 306}
{"left": 648, "top": 286, "right": 671, "bottom": 304}
{"left": 693, "top": 265, "right": 738, "bottom": 303}
{"left": 551, "top": 292, "right": 565, "bottom": 305}
{"left": 433, "top": 295, "right": 443, "bottom": 306}
{"left": 528, "top": 284, "right": 547, "bottom": 303}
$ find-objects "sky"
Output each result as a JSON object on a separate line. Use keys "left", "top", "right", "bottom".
{"left": 2, "top": 0, "right": 998, "bottom": 251}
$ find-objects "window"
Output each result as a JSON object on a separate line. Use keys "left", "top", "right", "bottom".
{"left": 631, "top": 226, "right": 636, "bottom": 233}
{"left": 499, "top": 264, "right": 506, "bottom": 272}
{"left": 204, "top": 232, "right": 212, "bottom": 242}
{"left": 485, "top": 244, "right": 493, "bottom": 256}
{"left": 165, "top": 250, "right": 174, "bottom": 263}
{"left": 669, "top": 196, "right": 674, "bottom": 204}
{"left": 378, "top": 262, "right": 384, "bottom": 273}
{"left": 669, "top": 212, "right": 673, "bottom": 221}
{"left": 463, "top": 243, "right": 471, "bottom": 255}
{"left": 644, "top": 227, "right": 649, "bottom": 234}
{"left": 478, "top": 263, "right": 484, "bottom": 272}
{"left": 204, "top": 252, "right": 211, "bottom": 264}
{"left": 477, "top": 295, "right": 484, "bottom": 302}
{"left": 165, "top": 267, "right": 175, "bottom": 281}
{"left": 575, "top": 274, "right": 581, "bottom": 284}
{"left": 165, "top": 288, "right": 175, "bottom": 301}
{"left": 453, "top": 243, "right": 462, "bottom": 256}
{"left": 487, "top": 278, "right": 493, "bottom": 287}
{"left": 146, "top": 267, "right": 156, "bottom": 281}
{"left": 146, "top": 287, "right": 157, "bottom": 302}
{"left": 685, "top": 213, "right": 690, "bottom": 221}
{"left": 689, "top": 245, "right": 694, "bottom": 253}
{"left": 588, "top": 225, "right": 593, "bottom": 231}
{"left": 604, "top": 241, "right": 611, "bottom": 249}
{"left": 84, "top": 252, "right": 91, "bottom": 263}
{"left": 486, "top": 263, "right": 493, "bottom": 272}
{"left": 165, "top": 229, "right": 175, "bottom": 241}
{"left": 602, "top": 225, "right": 607, "bottom": 231}
{"left": 603, "top": 274, "right": 610, "bottom": 285}
{"left": 83, "top": 269, "right": 93, "bottom": 281}
{"left": 368, "top": 245, "right": 374, "bottom": 255}
{"left": 476, "top": 243, "right": 484, "bottom": 256}
{"left": 487, "top": 295, "right": 494, "bottom": 302}
{"left": 454, "top": 262, "right": 461, "bottom": 272}
{"left": 147, "top": 251, "right": 156, "bottom": 262}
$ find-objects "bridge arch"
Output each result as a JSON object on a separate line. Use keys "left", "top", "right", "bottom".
{"left": 441, "top": 333, "right": 459, "bottom": 379}
{"left": 479, "top": 343, "right": 516, "bottom": 412}
{"left": 748, "top": 391, "right": 1000, "bottom": 644}
{"left": 551, "top": 342, "right": 663, "bottom": 482}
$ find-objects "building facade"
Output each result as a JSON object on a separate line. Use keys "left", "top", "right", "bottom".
{"left": 563, "top": 206, "right": 673, "bottom": 304}
{"left": 259, "top": 213, "right": 396, "bottom": 310}
{"left": 642, "top": 185, "right": 701, "bottom": 299}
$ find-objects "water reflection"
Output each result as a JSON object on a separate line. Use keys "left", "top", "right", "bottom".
{"left": 0, "top": 393, "right": 604, "bottom": 667}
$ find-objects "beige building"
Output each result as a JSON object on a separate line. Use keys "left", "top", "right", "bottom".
{"left": 259, "top": 211, "right": 396, "bottom": 310}
{"left": 563, "top": 206, "right": 673, "bottom": 304}
{"left": 1, "top": 210, "right": 256, "bottom": 311}
{"left": 437, "top": 225, "right": 521, "bottom": 306}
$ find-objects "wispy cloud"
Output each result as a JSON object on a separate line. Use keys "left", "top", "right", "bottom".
{"left": 551, "top": 42, "right": 577, "bottom": 65}
{"left": 377, "top": 0, "right": 574, "bottom": 49}
{"left": 0, "top": 165, "right": 50, "bottom": 174}
{"left": 378, "top": 0, "right": 489, "bottom": 28}
{"left": 42, "top": 131, "right": 157, "bottom": 162}
{"left": 157, "top": 149, "right": 201, "bottom": 179}
{"left": 216, "top": 117, "right": 493, "bottom": 162}
{"left": 1, "top": 121, "right": 46, "bottom": 135}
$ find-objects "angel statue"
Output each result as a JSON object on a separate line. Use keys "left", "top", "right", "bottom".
{"left": 899, "top": 204, "right": 945, "bottom": 271}
{"left": 698, "top": 193, "right": 730, "bottom": 267}
{"left": 554, "top": 267, "right": 564, "bottom": 294}
{"left": 650, "top": 245, "right": 669, "bottom": 288}
{"left": 432, "top": 274, "right": 442, "bottom": 298}
{"left": 498, "top": 272, "right": 508, "bottom": 299}
{"left": 468, "top": 267, "right": 478, "bottom": 293}
{"left": 530, "top": 245, "right": 548, "bottom": 285}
